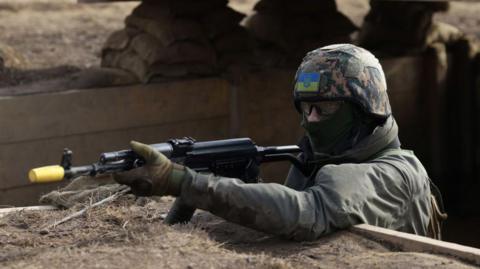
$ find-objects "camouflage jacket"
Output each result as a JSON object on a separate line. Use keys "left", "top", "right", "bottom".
{"left": 177, "top": 116, "right": 432, "bottom": 240}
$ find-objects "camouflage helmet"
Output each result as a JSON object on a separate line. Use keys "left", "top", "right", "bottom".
{"left": 293, "top": 44, "right": 391, "bottom": 119}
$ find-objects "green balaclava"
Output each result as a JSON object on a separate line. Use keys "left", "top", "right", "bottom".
{"left": 301, "top": 102, "right": 355, "bottom": 155}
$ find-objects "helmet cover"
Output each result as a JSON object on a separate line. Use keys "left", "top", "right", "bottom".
{"left": 294, "top": 44, "right": 391, "bottom": 118}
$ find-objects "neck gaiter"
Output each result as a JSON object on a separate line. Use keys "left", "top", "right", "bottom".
{"left": 301, "top": 103, "right": 355, "bottom": 155}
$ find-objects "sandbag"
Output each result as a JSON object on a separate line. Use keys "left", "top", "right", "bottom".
{"left": 66, "top": 67, "right": 138, "bottom": 88}
{"left": 253, "top": 0, "right": 337, "bottom": 15}
{"left": 130, "top": 33, "right": 216, "bottom": 65}
{"left": 245, "top": 13, "right": 286, "bottom": 48}
{"left": 100, "top": 0, "right": 256, "bottom": 79}
{"left": 102, "top": 47, "right": 148, "bottom": 81}
{"left": 130, "top": 1, "right": 175, "bottom": 19}
{"left": 426, "top": 22, "right": 465, "bottom": 46}
{"left": 147, "top": 62, "right": 216, "bottom": 81}
{"left": 283, "top": 12, "right": 357, "bottom": 39}
{"left": 125, "top": 14, "right": 204, "bottom": 47}
{"left": 213, "top": 29, "right": 252, "bottom": 53}
{"left": 201, "top": 7, "right": 245, "bottom": 38}
{"left": 297, "top": 36, "right": 350, "bottom": 53}
{"left": 218, "top": 51, "right": 253, "bottom": 67}
{"left": 141, "top": 0, "right": 228, "bottom": 17}
{"left": 357, "top": 2, "right": 451, "bottom": 55}
{"left": 102, "top": 28, "right": 134, "bottom": 53}
{"left": 245, "top": 8, "right": 355, "bottom": 51}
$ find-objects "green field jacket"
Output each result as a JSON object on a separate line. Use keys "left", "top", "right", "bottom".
{"left": 178, "top": 117, "right": 432, "bottom": 240}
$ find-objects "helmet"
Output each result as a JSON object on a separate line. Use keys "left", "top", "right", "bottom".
{"left": 293, "top": 44, "right": 391, "bottom": 119}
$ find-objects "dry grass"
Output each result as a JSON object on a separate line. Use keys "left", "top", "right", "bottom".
{"left": 0, "top": 195, "right": 476, "bottom": 269}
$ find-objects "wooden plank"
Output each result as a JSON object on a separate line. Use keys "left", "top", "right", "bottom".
{"left": 242, "top": 108, "right": 302, "bottom": 145}
{"left": 381, "top": 56, "right": 423, "bottom": 93}
{"left": 0, "top": 205, "right": 57, "bottom": 218}
{"left": 242, "top": 69, "right": 297, "bottom": 113}
{"left": 351, "top": 224, "right": 480, "bottom": 266}
{"left": 251, "top": 108, "right": 302, "bottom": 183}
{"left": 0, "top": 117, "right": 229, "bottom": 194}
{"left": 381, "top": 56, "right": 424, "bottom": 120}
{"left": 234, "top": 69, "right": 302, "bottom": 183}
{"left": 0, "top": 183, "right": 64, "bottom": 207}
{"left": 235, "top": 69, "right": 302, "bottom": 144}
{"left": 0, "top": 78, "right": 229, "bottom": 144}
{"left": 246, "top": 108, "right": 301, "bottom": 183}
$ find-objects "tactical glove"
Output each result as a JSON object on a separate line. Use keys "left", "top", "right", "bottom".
{"left": 114, "top": 141, "right": 186, "bottom": 196}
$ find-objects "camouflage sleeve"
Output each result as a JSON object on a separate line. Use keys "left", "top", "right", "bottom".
{"left": 178, "top": 151, "right": 431, "bottom": 240}
{"left": 178, "top": 168, "right": 335, "bottom": 241}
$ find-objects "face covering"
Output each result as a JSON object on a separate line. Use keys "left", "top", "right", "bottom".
{"left": 301, "top": 102, "right": 355, "bottom": 155}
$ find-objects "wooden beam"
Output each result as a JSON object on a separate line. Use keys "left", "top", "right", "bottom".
{"left": 0, "top": 78, "right": 229, "bottom": 144}
{"left": 351, "top": 224, "right": 480, "bottom": 266}
{"left": 0, "top": 205, "right": 57, "bottom": 218}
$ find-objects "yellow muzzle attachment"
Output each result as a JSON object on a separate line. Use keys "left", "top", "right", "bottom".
{"left": 29, "top": 165, "right": 65, "bottom": 183}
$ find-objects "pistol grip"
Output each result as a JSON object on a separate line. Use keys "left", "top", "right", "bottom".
{"left": 164, "top": 198, "right": 196, "bottom": 225}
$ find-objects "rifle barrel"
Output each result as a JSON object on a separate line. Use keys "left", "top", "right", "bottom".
{"left": 258, "top": 145, "right": 301, "bottom": 155}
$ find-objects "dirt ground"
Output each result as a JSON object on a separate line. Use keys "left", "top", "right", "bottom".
{"left": 0, "top": 196, "right": 477, "bottom": 269}
{"left": 0, "top": 0, "right": 137, "bottom": 88}
{"left": 0, "top": 0, "right": 479, "bottom": 90}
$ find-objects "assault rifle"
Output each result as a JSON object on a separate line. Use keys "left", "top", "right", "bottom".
{"left": 29, "top": 137, "right": 309, "bottom": 224}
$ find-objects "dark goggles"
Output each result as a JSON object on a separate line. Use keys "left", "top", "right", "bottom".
{"left": 300, "top": 101, "right": 344, "bottom": 116}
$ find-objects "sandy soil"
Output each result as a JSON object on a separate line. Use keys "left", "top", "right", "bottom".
{"left": 0, "top": 0, "right": 137, "bottom": 87}
{"left": 0, "top": 0, "right": 136, "bottom": 69}
{"left": 0, "top": 196, "right": 476, "bottom": 269}
{"left": 436, "top": 3, "right": 480, "bottom": 40}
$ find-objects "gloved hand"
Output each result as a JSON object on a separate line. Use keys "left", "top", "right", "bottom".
{"left": 113, "top": 141, "right": 186, "bottom": 197}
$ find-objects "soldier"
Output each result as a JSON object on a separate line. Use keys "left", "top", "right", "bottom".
{"left": 114, "top": 44, "right": 443, "bottom": 240}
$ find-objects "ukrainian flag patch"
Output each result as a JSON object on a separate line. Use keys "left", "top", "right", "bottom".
{"left": 295, "top": 72, "right": 320, "bottom": 92}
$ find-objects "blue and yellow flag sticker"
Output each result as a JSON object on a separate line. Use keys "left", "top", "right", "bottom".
{"left": 295, "top": 72, "right": 320, "bottom": 92}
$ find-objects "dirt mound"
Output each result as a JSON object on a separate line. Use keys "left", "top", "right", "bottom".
{"left": 0, "top": 196, "right": 475, "bottom": 269}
